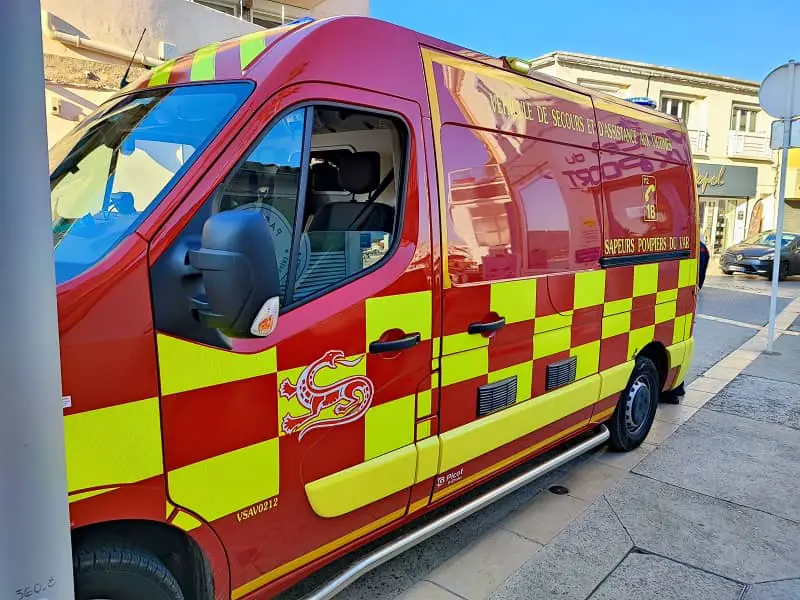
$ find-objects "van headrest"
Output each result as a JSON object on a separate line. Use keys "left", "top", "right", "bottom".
{"left": 310, "top": 161, "right": 341, "bottom": 191}
{"left": 338, "top": 151, "right": 380, "bottom": 195}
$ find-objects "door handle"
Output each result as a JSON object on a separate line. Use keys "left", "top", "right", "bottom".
{"left": 369, "top": 333, "right": 421, "bottom": 354}
{"left": 468, "top": 317, "right": 506, "bottom": 335}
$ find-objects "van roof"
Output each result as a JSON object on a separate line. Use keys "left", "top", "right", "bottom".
{"left": 122, "top": 16, "right": 681, "bottom": 132}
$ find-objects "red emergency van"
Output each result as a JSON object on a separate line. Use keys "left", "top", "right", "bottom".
{"left": 50, "top": 16, "right": 699, "bottom": 600}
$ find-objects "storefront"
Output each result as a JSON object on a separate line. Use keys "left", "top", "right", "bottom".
{"left": 694, "top": 163, "right": 758, "bottom": 254}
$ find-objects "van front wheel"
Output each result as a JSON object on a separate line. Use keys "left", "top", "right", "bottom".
{"left": 74, "top": 545, "right": 184, "bottom": 600}
{"left": 607, "top": 356, "right": 660, "bottom": 452}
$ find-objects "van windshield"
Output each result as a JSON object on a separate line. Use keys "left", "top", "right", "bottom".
{"left": 50, "top": 82, "right": 252, "bottom": 284}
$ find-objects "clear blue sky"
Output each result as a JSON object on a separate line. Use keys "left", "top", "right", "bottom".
{"left": 371, "top": 0, "right": 795, "bottom": 83}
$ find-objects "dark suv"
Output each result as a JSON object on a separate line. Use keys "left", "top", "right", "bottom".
{"left": 719, "top": 230, "right": 800, "bottom": 281}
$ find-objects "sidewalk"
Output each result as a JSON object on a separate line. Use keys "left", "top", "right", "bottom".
{"left": 395, "top": 297, "right": 800, "bottom": 600}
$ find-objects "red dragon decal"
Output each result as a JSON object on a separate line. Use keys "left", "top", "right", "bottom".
{"left": 280, "top": 350, "right": 374, "bottom": 441}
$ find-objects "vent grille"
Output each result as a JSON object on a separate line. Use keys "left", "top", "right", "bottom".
{"left": 477, "top": 376, "right": 517, "bottom": 417}
{"left": 546, "top": 357, "right": 577, "bottom": 391}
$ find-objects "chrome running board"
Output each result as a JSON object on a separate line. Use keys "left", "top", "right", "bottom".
{"left": 302, "top": 425, "right": 610, "bottom": 600}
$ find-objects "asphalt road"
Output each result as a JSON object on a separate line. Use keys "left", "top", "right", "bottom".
{"left": 277, "top": 272, "right": 800, "bottom": 600}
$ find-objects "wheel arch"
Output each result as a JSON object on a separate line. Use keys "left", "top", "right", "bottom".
{"left": 637, "top": 341, "right": 669, "bottom": 392}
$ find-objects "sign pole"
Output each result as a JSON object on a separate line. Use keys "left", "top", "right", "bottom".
{"left": 0, "top": 2, "right": 75, "bottom": 600}
{"left": 767, "top": 60, "right": 797, "bottom": 353}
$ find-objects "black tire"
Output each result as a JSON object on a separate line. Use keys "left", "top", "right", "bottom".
{"left": 74, "top": 545, "right": 184, "bottom": 600}
{"left": 607, "top": 356, "right": 660, "bottom": 452}
{"left": 779, "top": 261, "right": 789, "bottom": 282}
{"left": 721, "top": 269, "right": 733, "bottom": 275}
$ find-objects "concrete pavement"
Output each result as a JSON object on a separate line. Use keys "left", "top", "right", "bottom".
{"left": 280, "top": 275, "right": 800, "bottom": 600}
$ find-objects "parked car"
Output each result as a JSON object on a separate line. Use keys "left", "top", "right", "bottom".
{"left": 719, "top": 230, "right": 800, "bottom": 280}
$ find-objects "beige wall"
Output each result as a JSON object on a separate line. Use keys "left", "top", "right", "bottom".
{"left": 312, "top": 0, "right": 370, "bottom": 18}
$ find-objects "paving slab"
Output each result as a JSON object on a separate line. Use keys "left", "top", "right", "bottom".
{"left": 742, "top": 334, "right": 800, "bottom": 385}
{"left": 743, "top": 579, "right": 800, "bottom": 600}
{"left": 708, "top": 374, "right": 800, "bottom": 431}
{"left": 633, "top": 408, "right": 800, "bottom": 522}
{"left": 697, "top": 287, "right": 792, "bottom": 326}
{"left": 685, "top": 319, "right": 758, "bottom": 383}
{"left": 605, "top": 474, "right": 800, "bottom": 583}
{"left": 490, "top": 499, "right": 632, "bottom": 600}
{"left": 587, "top": 552, "right": 743, "bottom": 600}
{"left": 791, "top": 315, "right": 800, "bottom": 332}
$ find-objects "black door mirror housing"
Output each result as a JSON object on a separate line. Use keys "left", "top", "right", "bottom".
{"left": 188, "top": 210, "right": 281, "bottom": 338}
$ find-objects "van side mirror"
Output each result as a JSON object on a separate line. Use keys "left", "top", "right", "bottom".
{"left": 188, "top": 210, "right": 281, "bottom": 338}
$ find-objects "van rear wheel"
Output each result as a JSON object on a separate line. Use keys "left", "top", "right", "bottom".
{"left": 74, "top": 545, "right": 184, "bottom": 600}
{"left": 607, "top": 356, "right": 660, "bottom": 452}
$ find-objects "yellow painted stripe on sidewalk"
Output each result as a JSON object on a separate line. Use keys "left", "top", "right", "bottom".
{"left": 168, "top": 438, "right": 279, "bottom": 523}
{"left": 190, "top": 43, "right": 219, "bottom": 81}
{"left": 65, "top": 398, "right": 163, "bottom": 493}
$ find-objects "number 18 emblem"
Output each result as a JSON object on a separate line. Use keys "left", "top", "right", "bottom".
{"left": 642, "top": 175, "right": 657, "bottom": 222}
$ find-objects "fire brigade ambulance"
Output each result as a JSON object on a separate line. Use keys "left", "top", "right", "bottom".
{"left": 51, "top": 15, "right": 698, "bottom": 600}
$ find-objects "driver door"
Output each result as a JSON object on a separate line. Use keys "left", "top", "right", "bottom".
{"left": 149, "top": 87, "right": 435, "bottom": 596}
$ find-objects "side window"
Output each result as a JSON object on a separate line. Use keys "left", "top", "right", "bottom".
{"left": 215, "top": 105, "right": 407, "bottom": 306}
{"left": 214, "top": 108, "right": 307, "bottom": 300}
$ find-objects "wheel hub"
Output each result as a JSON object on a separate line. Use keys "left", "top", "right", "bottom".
{"left": 624, "top": 376, "right": 652, "bottom": 435}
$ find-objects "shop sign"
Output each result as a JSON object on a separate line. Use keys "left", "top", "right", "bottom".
{"left": 694, "top": 162, "right": 757, "bottom": 197}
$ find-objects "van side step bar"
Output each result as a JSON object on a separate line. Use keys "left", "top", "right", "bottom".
{"left": 302, "top": 425, "right": 610, "bottom": 600}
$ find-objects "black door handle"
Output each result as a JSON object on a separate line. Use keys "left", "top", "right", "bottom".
{"left": 369, "top": 333, "right": 421, "bottom": 354}
{"left": 468, "top": 317, "right": 506, "bottom": 335}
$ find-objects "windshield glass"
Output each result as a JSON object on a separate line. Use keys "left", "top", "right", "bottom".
{"left": 50, "top": 82, "right": 252, "bottom": 284}
{"left": 743, "top": 231, "right": 797, "bottom": 248}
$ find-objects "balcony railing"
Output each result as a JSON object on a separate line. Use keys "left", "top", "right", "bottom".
{"left": 727, "top": 132, "right": 773, "bottom": 160}
{"left": 688, "top": 129, "right": 708, "bottom": 154}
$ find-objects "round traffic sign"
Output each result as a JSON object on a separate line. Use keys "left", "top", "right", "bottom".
{"left": 760, "top": 60, "right": 800, "bottom": 119}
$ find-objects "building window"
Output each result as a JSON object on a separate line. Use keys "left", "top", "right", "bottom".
{"left": 660, "top": 97, "right": 691, "bottom": 122}
{"left": 193, "top": 0, "right": 238, "bottom": 16}
{"left": 731, "top": 106, "right": 759, "bottom": 133}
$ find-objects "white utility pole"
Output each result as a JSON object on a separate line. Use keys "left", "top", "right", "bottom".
{"left": 0, "top": 2, "right": 75, "bottom": 599}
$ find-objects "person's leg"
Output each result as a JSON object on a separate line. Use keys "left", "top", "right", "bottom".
{"left": 662, "top": 381, "right": 685, "bottom": 404}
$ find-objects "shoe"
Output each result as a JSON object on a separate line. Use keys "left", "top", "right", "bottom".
{"left": 662, "top": 383, "right": 685, "bottom": 404}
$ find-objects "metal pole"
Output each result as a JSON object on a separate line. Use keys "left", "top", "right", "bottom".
{"left": 767, "top": 60, "right": 797, "bottom": 352}
{"left": 0, "top": 1, "right": 75, "bottom": 599}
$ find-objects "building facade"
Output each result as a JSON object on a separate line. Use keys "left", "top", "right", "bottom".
{"left": 42, "top": 0, "right": 369, "bottom": 147}
{"left": 529, "top": 52, "right": 800, "bottom": 253}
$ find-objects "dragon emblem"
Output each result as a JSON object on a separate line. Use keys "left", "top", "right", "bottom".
{"left": 280, "top": 350, "right": 375, "bottom": 441}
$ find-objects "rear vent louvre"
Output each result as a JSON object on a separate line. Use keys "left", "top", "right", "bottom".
{"left": 546, "top": 357, "right": 577, "bottom": 391}
{"left": 477, "top": 376, "right": 517, "bottom": 417}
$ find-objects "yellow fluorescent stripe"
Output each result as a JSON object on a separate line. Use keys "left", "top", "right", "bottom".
{"left": 533, "top": 327, "right": 571, "bottom": 359}
{"left": 672, "top": 314, "right": 687, "bottom": 344}
{"left": 416, "top": 436, "right": 440, "bottom": 483}
{"left": 239, "top": 30, "right": 268, "bottom": 71}
{"left": 602, "top": 311, "right": 631, "bottom": 339}
{"left": 655, "top": 300, "right": 677, "bottom": 324}
{"left": 438, "top": 375, "right": 599, "bottom": 473}
{"left": 684, "top": 314, "right": 694, "bottom": 339}
{"left": 604, "top": 297, "right": 633, "bottom": 316}
{"left": 489, "top": 362, "right": 533, "bottom": 403}
{"left": 190, "top": 43, "right": 218, "bottom": 81}
{"left": 304, "top": 446, "right": 416, "bottom": 518}
{"left": 232, "top": 508, "right": 406, "bottom": 599}
{"left": 148, "top": 59, "right": 176, "bottom": 87}
{"left": 169, "top": 439, "right": 279, "bottom": 523}
{"left": 633, "top": 263, "right": 659, "bottom": 297}
{"left": 628, "top": 326, "right": 656, "bottom": 361}
{"left": 68, "top": 487, "right": 118, "bottom": 504}
{"left": 600, "top": 360, "right": 635, "bottom": 398}
{"left": 421, "top": 49, "right": 451, "bottom": 290}
{"left": 657, "top": 288, "right": 678, "bottom": 303}
{"left": 65, "top": 398, "right": 162, "bottom": 493}
{"left": 679, "top": 258, "right": 698, "bottom": 288}
{"left": 410, "top": 497, "right": 429, "bottom": 514}
{"left": 441, "top": 347, "right": 488, "bottom": 387}
{"left": 433, "top": 420, "right": 588, "bottom": 502}
{"left": 490, "top": 279, "right": 537, "bottom": 323}
{"left": 365, "top": 291, "right": 433, "bottom": 343}
{"left": 534, "top": 312, "right": 572, "bottom": 333}
{"left": 364, "top": 395, "right": 415, "bottom": 460}
{"left": 442, "top": 331, "right": 489, "bottom": 355}
{"left": 417, "top": 420, "right": 432, "bottom": 440}
{"left": 157, "top": 334, "right": 276, "bottom": 395}
{"left": 570, "top": 341, "right": 600, "bottom": 380}
{"left": 574, "top": 270, "right": 606, "bottom": 310}
{"left": 432, "top": 337, "right": 441, "bottom": 358}
{"left": 667, "top": 340, "right": 688, "bottom": 371}
{"left": 172, "top": 511, "right": 202, "bottom": 532}
{"left": 673, "top": 338, "right": 695, "bottom": 388}
{"left": 417, "top": 389, "right": 433, "bottom": 418}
